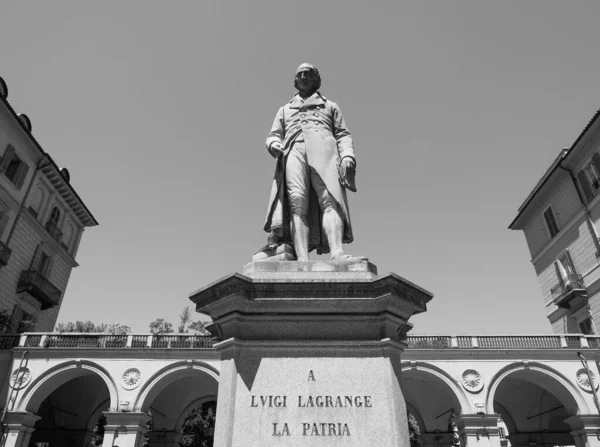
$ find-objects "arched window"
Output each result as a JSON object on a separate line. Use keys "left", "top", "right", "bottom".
{"left": 46, "top": 206, "right": 60, "bottom": 228}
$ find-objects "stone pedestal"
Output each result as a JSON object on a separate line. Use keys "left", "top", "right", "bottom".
{"left": 189, "top": 260, "right": 432, "bottom": 447}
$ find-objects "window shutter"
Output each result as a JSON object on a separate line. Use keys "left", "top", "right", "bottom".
{"left": 578, "top": 170, "right": 594, "bottom": 203}
{"left": 30, "top": 246, "right": 43, "bottom": 271}
{"left": 593, "top": 153, "right": 600, "bottom": 176}
{"left": 0, "top": 212, "right": 8, "bottom": 239}
{"left": 0, "top": 146, "right": 14, "bottom": 173}
{"left": 44, "top": 256, "right": 55, "bottom": 278}
{"left": 14, "top": 163, "right": 29, "bottom": 190}
{"left": 8, "top": 305, "right": 22, "bottom": 333}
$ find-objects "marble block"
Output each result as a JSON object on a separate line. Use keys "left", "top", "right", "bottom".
{"left": 189, "top": 261, "right": 433, "bottom": 446}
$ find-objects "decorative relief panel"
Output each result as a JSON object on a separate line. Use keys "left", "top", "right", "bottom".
{"left": 10, "top": 367, "right": 31, "bottom": 389}
{"left": 461, "top": 369, "right": 483, "bottom": 393}
{"left": 121, "top": 368, "right": 142, "bottom": 390}
{"left": 576, "top": 368, "right": 599, "bottom": 392}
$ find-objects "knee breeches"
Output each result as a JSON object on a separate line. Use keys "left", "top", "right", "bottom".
{"left": 286, "top": 143, "right": 334, "bottom": 217}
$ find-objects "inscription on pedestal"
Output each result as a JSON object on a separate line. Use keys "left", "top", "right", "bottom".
{"left": 249, "top": 370, "right": 374, "bottom": 438}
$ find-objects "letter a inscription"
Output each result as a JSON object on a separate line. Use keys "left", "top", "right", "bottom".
{"left": 308, "top": 370, "right": 316, "bottom": 381}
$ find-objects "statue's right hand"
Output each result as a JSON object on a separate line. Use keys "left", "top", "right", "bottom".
{"left": 269, "top": 142, "right": 284, "bottom": 158}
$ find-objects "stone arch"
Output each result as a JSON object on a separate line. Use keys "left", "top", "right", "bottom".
{"left": 133, "top": 361, "right": 219, "bottom": 412}
{"left": 401, "top": 361, "right": 471, "bottom": 414}
{"left": 485, "top": 361, "right": 588, "bottom": 415}
{"left": 16, "top": 360, "right": 119, "bottom": 412}
{"left": 174, "top": 394, "right": 218, "bottom": 433}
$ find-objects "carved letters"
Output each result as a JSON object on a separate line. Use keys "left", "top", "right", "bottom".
{"left": 251, "top": 370, "right": 372, "bottom": 437}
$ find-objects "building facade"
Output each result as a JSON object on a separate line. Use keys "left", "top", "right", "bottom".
{"left": 0, "top": 76, "right": 98, "bottom": 334}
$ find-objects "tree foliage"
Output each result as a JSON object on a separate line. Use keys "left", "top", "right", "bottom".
{"left": 90, "top": 414, "right": 106, "bottom": 446}
{"left": 149, "top": 318, "right": 174, "bottom": 335}
{"left": 0, "top": 309, "right": 12, "bottom": 333}
{"left": 179, "top": 401, "right": 216, "bottom": 447}
{"left": 151, "top": 306, "right": 210, "bottom": 335}
{"left": 55, "top": 321, "right": 131, "bottom": 334}
{"left": 408, "top": 412, "right": 421, "bottom": 447}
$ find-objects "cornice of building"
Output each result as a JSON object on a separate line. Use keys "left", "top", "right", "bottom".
{"left": 0, "top": 79, "right": 98, "bottom": 227}
{"left": 509, "top": 106, "right": 600, "bottom": 230}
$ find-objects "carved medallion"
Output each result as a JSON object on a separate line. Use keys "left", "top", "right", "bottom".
{"left": 10, "top": 367, "right": 31, "bottom": 389}
{"left": 576, "top": 368, "right": 599, "bottom": 392}
{"left": 121, "top": 368, "right": 142, "bottom": 390}
{"left": 461, "top": 369, "right": 483, "bottom": 393}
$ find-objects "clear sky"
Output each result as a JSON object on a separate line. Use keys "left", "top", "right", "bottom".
{"left": 1, "top": 1, "right": 599, "bottom": 334}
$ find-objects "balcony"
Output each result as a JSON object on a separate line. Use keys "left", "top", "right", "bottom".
{"left": 45, "top": 222, "right": 63, "bottom": 244}
{"left": 17, "top": 270, "right": 62, "bottom": 310}
{"left": 0, "top": 240, "right": 11, "bottom": 266}
{"left": 550, "top": 273, "right": 587, "bottom": 308}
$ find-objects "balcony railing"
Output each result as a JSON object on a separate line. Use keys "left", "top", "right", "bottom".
{"left": 550, "top": 273, "right": 586, "bottom": 307}
{"left": 45, "top": 222, "right": 63, "bottom": 244}
{"left": 0, "top": 333, "right": 598, "bottom": 350}
{"left": 0, "top": 240, "right": 11, "bottom": 266}
{"left": 16, "top": 270, "right": 62, "bottom": 310}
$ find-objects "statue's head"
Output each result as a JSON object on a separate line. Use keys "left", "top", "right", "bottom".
{"left": 294, "top": 63, "right": 321, "bottom": 94}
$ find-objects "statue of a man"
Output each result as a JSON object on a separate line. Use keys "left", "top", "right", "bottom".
{"left": 262, "top": 63, "right": 365, "bottom": 262}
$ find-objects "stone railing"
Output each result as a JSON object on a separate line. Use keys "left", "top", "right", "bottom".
{"left": 0, "top": 333, "right": 598, "bottom": 350}
{"left": 3, "top": 333, "right": 215, "bottom": 349}
{"left": 406, "top": 334, "right": 600, "bottom": 349}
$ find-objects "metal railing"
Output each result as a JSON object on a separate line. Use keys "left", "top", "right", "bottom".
{"left": 0, "top": 333, "right": 598, "bottom": 350}
{"left": 0, "top": 240, "right": 11, "bottom": 266}
{"left": 17, "top": 270, "right": 62, "bottom": 309}
{"left": 45, "top": 222, "right": 63, "bottom": 244}
{"left": 551, "top": 273, "right": 585, "bottom": 303}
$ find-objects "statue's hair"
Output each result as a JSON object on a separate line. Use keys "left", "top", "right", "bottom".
{"left": 294, "top": 70, "right": 322, "bottom": 91}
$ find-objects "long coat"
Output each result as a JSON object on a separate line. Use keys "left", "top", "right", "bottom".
{"left": 263, "top": 92, "right": 355, "bottom": 254}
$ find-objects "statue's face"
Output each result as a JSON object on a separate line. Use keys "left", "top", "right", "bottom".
{"left": 296, "top": 70, "right": 319, "bottom": 92}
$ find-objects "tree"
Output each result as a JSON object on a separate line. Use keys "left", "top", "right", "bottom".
{"left": 408, "top": 412, "right": 421, "bottom": 447}
{"left": 179, "top": 306, "right": 193, "bottom": 333}
{"left": 90, "top": 414, "right": 106, "bottom": 446}
{"left": 188, "top": 320, "right": 210, "bottom": 335}
{"left": 149, "top": 318, "right": 174, "bottom": 335}
{"left": 179, "top": 401, "right": 216, "bottom": 447}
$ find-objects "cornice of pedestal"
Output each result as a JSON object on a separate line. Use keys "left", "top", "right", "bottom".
{"left": 188, "top": 262, "right": 433, "bottom": 345}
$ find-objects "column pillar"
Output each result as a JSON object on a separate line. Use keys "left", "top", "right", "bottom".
{"left": 565, "top": 415, "right": 600, "bottom": 447}
{"left": 456, "top": 414, "right": 502, "bottom": 447}
{"left": 1, "top": 411, "right": 40, "bottom": 447}
{"left": 102, "top": 412, "right": 150, "bottom": 447}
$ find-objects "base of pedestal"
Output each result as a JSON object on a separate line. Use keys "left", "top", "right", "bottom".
{"left": 213, "top": 338, "right": 409, "bottom": 447}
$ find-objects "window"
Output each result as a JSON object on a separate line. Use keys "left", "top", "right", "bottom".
{"left": 543, "top": 206, "right": 560, "bottom": 239}
{"left": 557, "top": 251, "right": 576, "bottom": 278}
{"left": 578, "top": 153, "right": 600, "bottom": 203}
{"left": 579, "top": 317, "right": 595, "bottom": 335}
{"left": 8, "top": 305, "right": 37, "bottom": 333}
{"left": 0, "top": 145, "right": 29, "bottom": 189}
{"left": 30, "top": 245, "right": 54, "bottom": 278}
{"left": 46, "top": 206, "right": 61, "bottom": 228}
